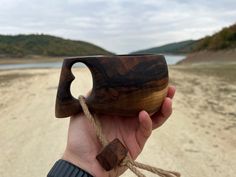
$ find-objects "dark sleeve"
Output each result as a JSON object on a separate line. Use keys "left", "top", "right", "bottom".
{"left": 47, "top": 159, "right": 93, "bottom": 177}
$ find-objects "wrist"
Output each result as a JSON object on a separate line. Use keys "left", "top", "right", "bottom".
{"left": 48, "top": 159, "right": 93, "bottom": 177}
{"left": 62, "top": 148, "right": 109, "bottom": 177}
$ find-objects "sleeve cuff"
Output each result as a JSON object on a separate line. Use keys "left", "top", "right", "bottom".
{"left": 47, "top": 159, "right": 93, "bottom": 177}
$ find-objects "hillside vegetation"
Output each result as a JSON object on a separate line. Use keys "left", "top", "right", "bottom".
{"left": 0, "top": 34, "right": 112, "bottom": 57}
{"left": 132, "top": 40, "right": 196, "bottom": 54}
{"left": 132, "top": 23, "right": 236, "bottom": 54}
{"left": 194, "top": 23, "right": 236, "bottom": 51}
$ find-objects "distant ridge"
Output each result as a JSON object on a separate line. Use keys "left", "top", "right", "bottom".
{"left": 179, "top": 23, "right": 236, "bottom": 64}
{"left": 132, "top": 40, "right": 196, "bottom": 54}
{"left": 194, "top": 23, "right": 236, "bottom": 51}
{"left": 0, "top": 34, "right": 112, "bottom": 57}
{"left": 132, "top": 23, "right": 236, "bottom": 55}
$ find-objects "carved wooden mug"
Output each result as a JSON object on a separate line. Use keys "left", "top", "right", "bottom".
{"left": 55, "top": 54, "right": 169, "bottom": 118}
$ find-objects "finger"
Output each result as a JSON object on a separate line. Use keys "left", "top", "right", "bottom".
{"left": 136, "top": 111, "right": 152, "bottom": 149}
{"left": 167, "top": 85, "right": 176, "bottom": 99}
{"left": 85, "top": 90, "right": 92, "bottom": 97}
{"left": 161, "top": 97, "right": 173, "bottom": 118}
{"left": 152, "top": 97, "right": 172, "bottom": 129}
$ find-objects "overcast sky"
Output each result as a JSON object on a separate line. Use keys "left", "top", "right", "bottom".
{"left": 0, "top": 0, "right": 235, "bottom": 53}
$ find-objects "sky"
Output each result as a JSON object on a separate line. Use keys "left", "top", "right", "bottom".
{"left": 0, "top": 0, "right": 235, "bottom": 54}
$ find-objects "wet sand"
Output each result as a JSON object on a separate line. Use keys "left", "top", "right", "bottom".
{"left": 0, "top": 65, "right": 235, "bottom": 177}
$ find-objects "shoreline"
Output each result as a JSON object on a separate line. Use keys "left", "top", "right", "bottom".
{"left": 0, "top": 56, "right": 64, "bottom": 65}
{"left": 178, "top": 49, "right": 236, "bottom": 64}
{"left": 0, "top": 54, "right": 185, "bottom": 68}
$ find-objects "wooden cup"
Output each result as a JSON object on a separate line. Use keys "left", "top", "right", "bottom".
{"left": 55, "top": 54, "right": 168, "bottom": 118}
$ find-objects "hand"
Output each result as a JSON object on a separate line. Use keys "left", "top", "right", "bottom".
{"left": 62, "top": 86, "right": 176, "bottom": 177}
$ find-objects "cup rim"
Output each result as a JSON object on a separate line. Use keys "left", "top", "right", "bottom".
{"left": 65, "top": 53, "right": 164, "bottom": 59}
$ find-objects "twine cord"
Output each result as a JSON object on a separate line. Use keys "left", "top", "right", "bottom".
{"left": 78, "top": 96, "right": 180, "bottom": 177}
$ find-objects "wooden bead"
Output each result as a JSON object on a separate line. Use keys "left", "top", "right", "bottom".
{"left": 96, "top": 138, "right": 128, "bottom": 171}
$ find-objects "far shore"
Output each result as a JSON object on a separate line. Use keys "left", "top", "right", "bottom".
{"left": 0, "top": 54, "right": 185, "bottom": 69}
{"left": 178, "top": 49, "right": 236, "bottom": 64}
{"left": 0, "top": 56, "right": 64, "bottom": 64}
{"left": 1, "top": 49, "right": 236, "bottom": 66}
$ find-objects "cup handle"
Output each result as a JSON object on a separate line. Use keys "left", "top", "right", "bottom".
{"left": 55, "top": 58, "right": 83, "bottom": 118}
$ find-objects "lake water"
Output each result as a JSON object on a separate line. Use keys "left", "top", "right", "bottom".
{"left": 165, "top": 55, "right": 185, "bottom": 65}
{"left": 0, "top": 55, "right": 185, "bottom": 70}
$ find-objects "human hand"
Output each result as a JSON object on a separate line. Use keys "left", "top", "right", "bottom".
{"left": 62, "top": 86, "right": 176, "bottom": 177}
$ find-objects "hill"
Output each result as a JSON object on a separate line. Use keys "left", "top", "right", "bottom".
{"left": 132, "top": 23, "right": 236, "bottom": 55}
{"left": 0, "top": 34, "right": 112, "bottom": 57}
{"left": 132, "top": 40, "right": 196, "bottom": 54}
{"left": 194, "top": 23, "right": 236, "bottom": 51}
{"left": 178, "top": 23, "right": 236, "bottom": 64}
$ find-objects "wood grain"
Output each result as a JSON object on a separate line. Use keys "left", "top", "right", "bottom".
{"left": 55, "top": 54, "right": 168, "bottom": 118}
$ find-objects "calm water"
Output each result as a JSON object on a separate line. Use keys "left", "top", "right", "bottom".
{"left": 165, "top": 55, "right": 185, "bottom": 65}
{"left": 0, "top": 55, "right": 185, "bottom": 70}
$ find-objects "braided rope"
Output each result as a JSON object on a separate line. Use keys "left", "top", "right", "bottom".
{"left": 78, "top": 96, "right": 180, "bottom": 177}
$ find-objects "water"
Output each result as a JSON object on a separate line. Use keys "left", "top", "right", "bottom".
{"left": 0, "top": 55, "right": 185, "bottom": 70}
{"left": 164, "top": 54, "right": 185, "bottom": 65}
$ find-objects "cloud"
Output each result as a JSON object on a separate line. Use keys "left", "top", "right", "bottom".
{"left": 0, "top": 0, "right": 235, "bottom": 53}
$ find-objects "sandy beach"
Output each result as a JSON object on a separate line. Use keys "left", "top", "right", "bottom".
{"left": 0, "top": 65, "right": 235, "bottom": 177}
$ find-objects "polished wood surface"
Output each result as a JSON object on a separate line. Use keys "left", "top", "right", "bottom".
{"left": 55, "top": 54, "right": 169, "bottom": 118}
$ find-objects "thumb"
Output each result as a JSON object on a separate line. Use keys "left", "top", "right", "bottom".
{"left": 136, "top": 111, "right": 152, "bottom": 150}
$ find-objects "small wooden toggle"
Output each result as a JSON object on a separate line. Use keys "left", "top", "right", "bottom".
{"left": 96, "top": 138, "right": 128, "bottom": 171}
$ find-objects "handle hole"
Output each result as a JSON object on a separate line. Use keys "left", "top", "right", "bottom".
{"left": 71, "top": 63, "right": 93, "bottom": 98}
